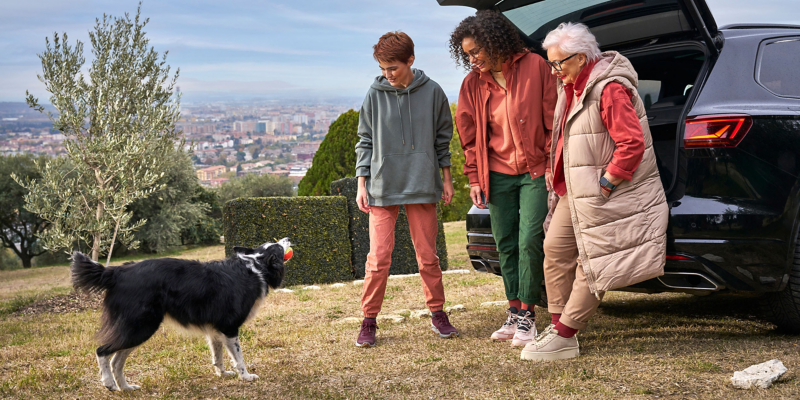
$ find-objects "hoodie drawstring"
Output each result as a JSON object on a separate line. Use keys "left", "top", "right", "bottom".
{"left": 395, "top": 90, "right": 405, "bottom": 146}
{"left": 394, "top": 89, "right": 414, "bottom": 149}
{"left": 408, "top": 93, "right": 414, "bottom": 150}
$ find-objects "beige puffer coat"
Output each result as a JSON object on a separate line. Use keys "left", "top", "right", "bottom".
{"left": 545, "top": 51, "right": 668, "bottom": 296}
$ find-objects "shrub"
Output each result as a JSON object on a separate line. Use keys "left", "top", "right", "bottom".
{"left": 223, "top": 197, "right": 353, "bottom": 286}
{"left": 298, "top": 110, "right": 359, "bottom": 196}
{"left": 330, "top": 177, "right": 448, "bottom": 278}
{"left": 217, "top": 173, "right": 294, "bottom": 203}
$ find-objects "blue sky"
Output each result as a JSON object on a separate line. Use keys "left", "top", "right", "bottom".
{"left": 1, "top": 0, "right": 798, "bottom": 103}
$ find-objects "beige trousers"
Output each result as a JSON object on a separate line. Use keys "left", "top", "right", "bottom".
{"left": 543, "top": 197, "right": 604, "bottom": 330}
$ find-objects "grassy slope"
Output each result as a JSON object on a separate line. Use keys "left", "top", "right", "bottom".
{"left": 0, "top": 223, "right": 798, "bottom": 399}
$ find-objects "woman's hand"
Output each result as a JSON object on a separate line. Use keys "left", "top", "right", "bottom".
{"left": 545, "top": 171, "right": 553, "bottom": 191}
{"left": 602, "top": 172, "right": 624, "bottom": 187}
{"left": 469, "top": 185, "right": 487, "bottom": 209}
{"left": 356, "top": 177, "right": 371, "bottom": 213}
{"left": 600, "top": 172, "right": 623, "bottom": 199}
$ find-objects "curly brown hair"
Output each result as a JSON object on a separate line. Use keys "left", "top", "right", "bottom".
{"left": 448, "top": 10, "right": 526, "bottom": 72}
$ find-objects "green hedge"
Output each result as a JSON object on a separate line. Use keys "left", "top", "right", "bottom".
{"left": 223, "top": 197, "right": 353, "bottom": 286}
{"left": 330, "top": 177, "right": 448, "bottom": 278}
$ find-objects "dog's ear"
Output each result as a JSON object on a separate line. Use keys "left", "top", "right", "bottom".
{"left": 233, "top": 246, "right": 255, "bottom": 256}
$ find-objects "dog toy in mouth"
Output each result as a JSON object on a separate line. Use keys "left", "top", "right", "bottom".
{"left": 284, "top": 247, "right": 293, "bottom": 261}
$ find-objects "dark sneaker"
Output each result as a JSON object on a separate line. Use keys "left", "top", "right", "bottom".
{"left": 431, "top": 311, "right": 459, "bottom": 338}
{"left": 511, "top": 309, "right": 537, "bottom": 347}
{"left": 356, "top": 318, "right": 378, "bottom": 347}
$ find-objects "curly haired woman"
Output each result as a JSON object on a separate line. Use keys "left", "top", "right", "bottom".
{"left": 450, "top": 10, "right": 557, "bottom": 347}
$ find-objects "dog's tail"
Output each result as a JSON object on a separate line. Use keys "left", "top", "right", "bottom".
{"left": 71, "top": 252, "right": 116, "bottom": 293}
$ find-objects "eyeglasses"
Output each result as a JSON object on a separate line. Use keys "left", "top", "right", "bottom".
{"left": 467, "top": 46, "right": 483, "bottom": 59}
{"left": 546, "top": 53, "right": 578, "bottom": 72}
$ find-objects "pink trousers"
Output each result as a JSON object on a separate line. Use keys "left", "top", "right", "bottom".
{"left": 361, "top": 203, "right": 445, "bottom": 318}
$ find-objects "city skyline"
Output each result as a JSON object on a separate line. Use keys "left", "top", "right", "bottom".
{"left": 1, "top": 0, "right": 798, "bottom": 103}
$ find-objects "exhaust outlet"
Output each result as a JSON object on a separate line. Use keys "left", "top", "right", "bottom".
{"left": 657, "top": 272, "right": 721, "bottom": 291}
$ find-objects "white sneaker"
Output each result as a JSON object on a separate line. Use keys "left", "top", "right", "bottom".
{"left": 520, "top": 327, "right": 579, "bottom": 361}
{"left": 511, "top": 309, "right": 537, "bottom": 347}
{"left": 490, "top": 307, "right": 518, "bottom": 341}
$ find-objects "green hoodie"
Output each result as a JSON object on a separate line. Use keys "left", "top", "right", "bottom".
{"left": 355, "top": 69, "right": 453, "bottom": 206}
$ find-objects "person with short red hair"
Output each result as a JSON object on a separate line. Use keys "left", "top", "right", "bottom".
{"left": 354, "top": 31, "right": 457, "bottom": 347}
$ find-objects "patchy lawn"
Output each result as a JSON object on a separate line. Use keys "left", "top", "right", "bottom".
{"left": 0, "top": 224, "right": 798, "bottom": 399}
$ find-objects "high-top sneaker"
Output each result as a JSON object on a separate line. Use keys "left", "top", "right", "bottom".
{"left": 355, "top": 318, "right": 378, "bottom": 347}
{"left": 430, "top": 311, "right": 459, "bottom": 338}
{"left": 511, "top": 309, "right": 537, "bottom": 347}
{"left": 490, "top": 307, "right": 518, "bottom": 341}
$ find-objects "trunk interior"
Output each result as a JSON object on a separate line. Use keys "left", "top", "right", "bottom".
{"left": 622, "top": 44, "right": 707, "bottom": 192}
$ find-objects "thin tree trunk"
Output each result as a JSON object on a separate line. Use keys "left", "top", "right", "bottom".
{"left": 21, "top": 255, "right": 32, "bottom": 269}
{"left": 105, "top": 219, "right": 121, "bottom": 267}
{"left": 92, "top": 201, "right": 104, "bottom": 262}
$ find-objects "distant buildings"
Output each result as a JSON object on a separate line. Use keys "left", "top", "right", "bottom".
{"left": 196, "top": 165, "right": 227, "bottom": 182}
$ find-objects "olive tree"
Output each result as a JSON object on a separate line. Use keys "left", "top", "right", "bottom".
{"left": 14, "top": 5, "right": 182, "bottom": 265}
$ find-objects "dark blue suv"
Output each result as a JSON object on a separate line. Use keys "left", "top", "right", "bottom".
{"left": 439, "top": 0, "right": 800, "bottom": 332}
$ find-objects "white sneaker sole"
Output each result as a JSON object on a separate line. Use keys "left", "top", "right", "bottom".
{"left": 431, "top": 325, "right": 459, "bottom": 338}
{"left": 510, "top": 338, "right": 533, "bottom": 347}
{"left": 520, "top": 346, "right": 579, "bottom": 361}
{"left": 355, "top": 341, "right": 375, "bottom": 348}
{"left": 490, "top": 332, "right": 514, "bottom": 341}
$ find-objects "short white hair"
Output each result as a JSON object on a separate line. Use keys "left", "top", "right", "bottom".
{"left": 541, "top": 22, "right": 602, "bottom": 63}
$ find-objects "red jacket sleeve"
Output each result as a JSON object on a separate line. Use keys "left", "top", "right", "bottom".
{"left": 539, "top": 57, "right": 558, "bottom": 173}
{"left": 456, "top": 76, "right": 480, "bottom": 186}
{"left": 600, "top": 82, "right": 645, "bottom": 181}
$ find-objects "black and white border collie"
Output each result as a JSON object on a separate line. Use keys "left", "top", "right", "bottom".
{"left": 70, "top": 239, "right": 290, "bottom": 391}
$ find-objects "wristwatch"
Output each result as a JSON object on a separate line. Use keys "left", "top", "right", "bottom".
{"left": 599, "top": 176, "right": 617, "bottom": 191}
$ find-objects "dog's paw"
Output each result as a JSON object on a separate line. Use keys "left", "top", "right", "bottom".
{"left": 120, "top": 384, "right": 140, "bottom": 391}
{"left": 216, "top": 370, "right": 236, "bottom": 378}
{"left": 104, "top": 384, "right": 120, "bottom": 391}
{"left": 240, "top": 373, "right": 259, "bottom": 381}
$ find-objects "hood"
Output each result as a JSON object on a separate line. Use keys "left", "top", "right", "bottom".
{"left": 371, "top": 69, "right": 430, "bottom": 94}
{"left": 586, "top": 51, "right": 639, "bottom": 89}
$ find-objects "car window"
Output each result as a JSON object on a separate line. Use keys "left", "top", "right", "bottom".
{"left": 757, "top": 38, "right": 800, "bottom": 98}
{"left": 503, "top": 0, "right": 611, "bottom": 36}
{"left": 638, "top": 80, "right": 662, "bottom": 110}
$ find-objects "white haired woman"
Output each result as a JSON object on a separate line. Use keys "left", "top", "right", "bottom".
{"left": 520, "top": 22, "right": 668, "bottom": 361}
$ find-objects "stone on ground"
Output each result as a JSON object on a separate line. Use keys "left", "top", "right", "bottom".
{"left": 731, "top": 359, "right": 788, "bottom": 389}
{"left": 480, "top": 300, "right": 508, "bottom": 307}
{"left": 302, "top": 285, "right": 321, "bottom": 290}
{"left": 353, "top": 280, "right": 365, "bottom": 285}
{"left": 274, "top": 288, "right": 294, "bottom": 293}
{"left": 442, "top": 269, "right": 471, "bottom": 274}
{"left": 377, "top": 315, "right": 405, "bottom": 323}
{"left": 445, "top": 304, "right": 466, "bottom": 313}
{"left": 335, "top": 317, "right": 362, "bottom": 324}
{"left": 330, "top": 283, "right": 346, "bottom": 288}
{"left": 410, "top": 309, "right": 432, "bottom": 319}
{"left": 389, "top": 273, "right": 419, "bottom": 280}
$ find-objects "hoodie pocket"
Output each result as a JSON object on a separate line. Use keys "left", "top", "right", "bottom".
{"left": 371, "top": 152, "right": 437, "bottom": 198}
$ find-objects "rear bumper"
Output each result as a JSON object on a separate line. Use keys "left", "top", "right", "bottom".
{"left": 466, "top": 234, "right": 789, "bottom": 295}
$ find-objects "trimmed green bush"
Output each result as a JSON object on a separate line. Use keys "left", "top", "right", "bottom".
{"left": 331, "top": 177, "right": 448, "bottom": 278}
{"left": 223, "top": 197, "right": 353, "bottom": 286}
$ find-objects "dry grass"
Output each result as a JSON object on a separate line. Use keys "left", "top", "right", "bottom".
{"left": 1, "top": 224, "right": 798, "bottom": 399}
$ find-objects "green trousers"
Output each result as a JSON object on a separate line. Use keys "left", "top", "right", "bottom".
{"left": 488, "top": 171, "right": 548, "bottom": 305}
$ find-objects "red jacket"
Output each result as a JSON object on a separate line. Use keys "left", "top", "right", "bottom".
{"left": 455, "top": 52, "right": 557, "bottom": 201}
{"left": 551, "top": 61, "right": 645, "bottom": 196}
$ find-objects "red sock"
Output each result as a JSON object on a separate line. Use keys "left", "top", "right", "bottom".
{"left": 554, "top": 322, "right": 578, "bottom": 338}
{"left": 509, "top": 299, "right": 522, "bottom": 310}
{"left": 551, "top": 313, "right": 561, "bottom": 326}
{"left": 521, "top": 302, "right": 534, "bottom": 313}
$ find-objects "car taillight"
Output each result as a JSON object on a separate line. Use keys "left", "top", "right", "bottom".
{"left": 684, "top": 114, "right": 753, "bottom": 148}
{"left": 666, "top": 255, "right": 692, "bottom": 261}
{"left": 467, "top": 245, "right": 495, "bottom": 251}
